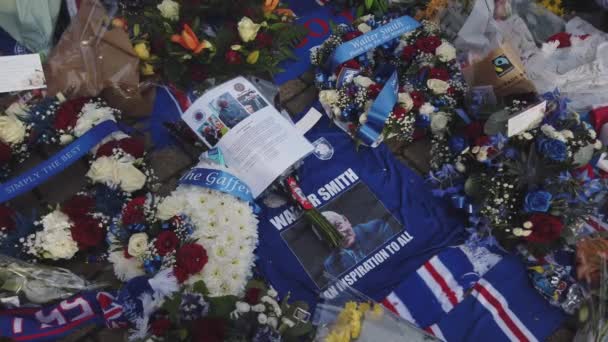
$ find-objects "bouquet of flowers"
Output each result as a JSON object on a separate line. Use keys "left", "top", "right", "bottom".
{"left": 108, "top": 160, "right": 259, "bottom": 298}
{"left": 428, "top": 90, "right": 606, "bottom": 253}
{"left": 312, "top": 15, "right": 465, "bottom": 148}
{"left": 113, "top": 0, "right": 306, "bottom": 91}
{"left": 0, "top": 96, "right": 154, "bottom": 261}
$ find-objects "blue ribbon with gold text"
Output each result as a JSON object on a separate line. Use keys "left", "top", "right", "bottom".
{"left": 0, "top": 120, "right": 119, "bottom": 204}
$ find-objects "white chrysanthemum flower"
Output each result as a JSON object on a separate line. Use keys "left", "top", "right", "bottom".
{"left": 74, "top": 103, "right": 117, "bottom": 137}
{"left": 108, "top": 250, "right": 145, "bottom": 281}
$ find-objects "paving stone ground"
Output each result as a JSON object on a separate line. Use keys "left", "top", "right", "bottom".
{"left": 9, "top": 69, "right": 570, "bottom": 341}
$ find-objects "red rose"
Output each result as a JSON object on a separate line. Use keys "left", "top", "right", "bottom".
{"left": 245, "top": 287, "right": 261, "bottom": 304}
{"left": 121, "top": 197, "right": 147, "bottom": 226}
{"left": 415, "top": 36, "right": 442, "bottom": 53}
{"left": 546, "top": 32, "right": 572, "bottom": 48}
{"left": 401, "top": 45, "right": 417, "bottom": 60}
{"left": 190, "top": 64, "right": 208, "bottom": 82}
{"left": 342, "top": 31, "right": 362, "bottom": 41}
{"left": 150, "top": 318, "right": 171, "bottom": 336}
{"left": 173, "top": 266, "right": 188, "bottom": 283}
{"left": 392, "top": 106, "right": 407, "bottom": 120}
{"left": 155, "top": 231, "right": 179, "bottom": 256}
{"left": 54, "top": 98, "right": 90, "bottom": 131}
{"left": 95, "top": 140, "right": 119, "bottom": 158}
{"left": 368, "top": 83, "right": 382, "bottom": 98}
{"left": 61, "top": 195, "right": 95, "bottom": 220}
{"left": 71, "top": 216, "right": 104, "bottom": 250}
{"left": 176, "top": 243, "right": 208, "bottom": 275}
{"left": 474, "top": 135, "right": 491, "bottom": 147}
{"left": 118, "top": 138, "right": 145, "bottom": 158}
{"left": 255, "top": 32, "right": 273, "bottom": 48}
{"left": 191, "top": 318, "right": 226, "bottom": 342}
{"left": 339, "top": 59, "right": 361, "bottom": 74}
{"left": 0, "top": 206, "right": 16, "bottom": 232}
{"left": 0, "top": 142, "right": 12, "bottom": 165}
{"left": 526, "top": 214, "right": 564, "bottom": 243}
{"left": 429, "top": 68, "right": 450, "bottom": 81}
{"left": 410, "top": 91, "right": 425, "bottom": 109}
{"left": 464, "top": 121, "right": 484, "bottom": 140}
{"left": 225, "top": 50, "right": 243, "bottom": 65}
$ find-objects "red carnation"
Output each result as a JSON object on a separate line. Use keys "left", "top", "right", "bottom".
{"left": 392, "top": 106, "right": 407, "bottom": 120}
{"left": 225, "top": 50, "right": 243, "bottom": 65}
{"left": 95, "top": 140, "right": 120, "bottom": 158}
{"left": 410, "top": 91, "right": 425, "bottom": 109}
{"left": 54, "top": 97, "right": 90, "bottom": 131}
{"left": 121, "top": 196, "right": 147, "bottom": 226}
{"left": 71, "top": 216, "right": 104, "bottom": 250}
{"left": 474, "top": 135, "right": 491, "bottom": 147}
{"left": 61, "top": 195, "right": 95, "bottom": 220}
{"left": 173, "top": 266, "right": 188, "bottom": 283}
{"left": 546, "top": 32, "right": 572, "bottom": 48}
{"left": 245, "top": 287, "right": 262, "bottom": 304}
{"left": 341, "top": 59, "right": 360, "bottom": 71}
{"left": 368, "top": 83, "right": 382, "bottom": 98}
{"left": 464, "top": 121, "right": 484, "bottom": 140}
{"left": 342, "top": 31, "right": 362, "bottom": 42}
{"left": 255, "top": 32, "right": 273, "bottom": 48}
{"left": 401, "top": 45, "right": 417, "bottom": 61}
{"left": 429, "top": 68, "right": 450, "bottom": 81}
{"left": 526, "top": 214, "right": 564, "bottom": 244}
{"left": 118, "top": 138, "right": 145, "bottom": 158}
{"left": 415, "top": 36, "right": 442, "bottom": 54}
{"left": 0, "top": 205, "right": 16, "bottom": 232}
{"left": 150, "top": 318, "right": 171, "bottom": 336}
{"left": 191, "top": 318, "right": 226, "bottom": 342}
{"left": 176, "top": 243, "right": 208, "bottom": 275}
{"left": 155, "top": 231, "right": 179, "bottom": 256}
{"left": 0, "top": 142, "right": 12, "bottom": 165}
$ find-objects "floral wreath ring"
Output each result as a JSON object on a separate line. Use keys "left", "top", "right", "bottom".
{"left": 0, "top": 96, "right": 154, "bottom": 261}
{"left": 311, "top": 15, "right": 466, "bottom": 147}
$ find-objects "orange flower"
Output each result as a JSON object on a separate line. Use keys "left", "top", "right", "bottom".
{"left": 274, "top": 8, "right": 295, "bottom": 17}
{"left": 171, "top": 24, "right": 209, "bottom": 54}
{"left": 263, "top": 0, "right": 279, "bottom": 15}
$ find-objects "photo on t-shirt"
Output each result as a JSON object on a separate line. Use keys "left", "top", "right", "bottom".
{"left": 208, "top": 92, "right": 250, "bottom": 128}
{"left": 280, "top": 182, "right": 403, "bottom": 289}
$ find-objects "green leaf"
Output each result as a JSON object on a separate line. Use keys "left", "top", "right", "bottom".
{"left": 208, "top": 295, "right": 238, "bottom": 317}
{"left": 356, "top": 5, "right": 365, "bottom": 17}
{"left": 245, "top": 279, "right": 267, "bottom": 291}
{"left": 162, "top": 294, "right": 182, "bottom": 323}
{"left": 192, "top": 280, "right": 210, "bottom": 296}
{"left": 365, "top": 0, "right": 374, "bottom": 9}
{"left": 133, "top": 24, "right": 141, "bottom": 37}
{"left": 270, "top": 23, "right": 288, "bottom": 30}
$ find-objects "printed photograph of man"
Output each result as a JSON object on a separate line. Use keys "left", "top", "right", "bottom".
{"left": 237, "top": 89, "right": 269, "bottom": 114}
{"left": 209, "top": 92, "right": 249, "bottom": 128}
{"left": 280, "top": 182, "right": 403, "bottom": 288}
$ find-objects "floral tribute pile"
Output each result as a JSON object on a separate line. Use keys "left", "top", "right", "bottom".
{"left": 428, "top": 90, "right": 606, "bottom": 253}
{"left": 114, "top": 0, "right": 306, "bottom": 91}
{"left": 312, "top": 15, "right": 466, "bottom": 147}
{"left": 0, "top": 95, "right": 154, "bottom": 261}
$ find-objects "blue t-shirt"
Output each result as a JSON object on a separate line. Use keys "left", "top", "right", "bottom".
{"left": 255, "top": 103, "right": 466, "bottom": 308}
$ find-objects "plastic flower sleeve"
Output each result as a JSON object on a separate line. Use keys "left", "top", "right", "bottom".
{"left": 313, "top": 274, "right": 440, "bottom": 341}
{"left": 0, "top": 254, "right": 108, "bottom": 305}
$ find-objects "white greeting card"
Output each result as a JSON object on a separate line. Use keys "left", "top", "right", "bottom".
{"left": 0, "top": 54, "right": 46, "bottom": 93}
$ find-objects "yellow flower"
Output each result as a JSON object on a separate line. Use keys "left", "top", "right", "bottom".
{"left": 247, "top": 50, "right": 260, "bottom": 64}
{"left": 134, "top": 42, "right": 150, "bottom": 60}
{"left": 371, "top": 303, "right": 384, "bottom": 318}
{"left": 349, "top": 309, "right": 362, "bottom": 338}
{"left": 141, "top": 63, "right": 154, "bottom": 76}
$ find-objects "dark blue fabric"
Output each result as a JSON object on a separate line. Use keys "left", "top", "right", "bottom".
{"left": 255, "top": 102, "right": 466, "bottom": 308}
{"left": 0, "top": 27, "right": 29, "bottom": 56}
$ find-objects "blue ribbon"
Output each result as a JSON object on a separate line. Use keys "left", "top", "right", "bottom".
{"left": 0, "top": 120, "right": 119, "bottom": 204}
{"left": 356, "top": 69, "right": 399, "bottom": 146}
{"left": 328, "top": 16, "right": 420, "bottom": 71}
{"left": 455, "top": 108, "right": 471, "bottom": 124}
{"left": 178, "top": 168, "right": 257, "bottom": 208}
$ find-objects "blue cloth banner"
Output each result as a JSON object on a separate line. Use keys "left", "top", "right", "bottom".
{"left": 328, "top": 16, "right": 420, "bottom": 71}
{"left": 357, "top": 69, "right": 399, "bottom": 146}
{"left": 178, "top": 168, "right": 255, "bottom": 205}
{"left": 0, "top": 120, "right": 119, "bottom": 204}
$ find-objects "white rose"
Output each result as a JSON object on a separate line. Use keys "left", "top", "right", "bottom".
{"left": 157, "top": 195, "right": 184, "bottom": 220}
{"left": 435, "top": 42, "right": 456, "bottom": 62}
{"left": 398, "top": 93, "right": 414, "bottom": 111}
{"left": 353, "top": 76, "right": 374, "bottom": 88}
{"left": 258, "top": 313, "right": 268, "bottom": 324}
{"left": 427, "top": 79, "right": 450, "bottom": 94}
{"left": 357, "top": 23, "right": 372, "bottom": 33}
{"left": 318, "top": 90, "right": 339, "bottom": 107}
{"left": 42, "top": 229, "right": 78, "bottom": 260}
{"left": 87, "top": 157, "right": 119, "bottom": 186}
{"left": 41, "top": 210, "right": 72, "bottom": 232}
{"left": 430, "top": 112, "right": 449, "bottom": 133}
{"left": 6, "top": 102, "right": 29, "bottom": 118}
{"left": 0, "top": 115, "right": 25, "bottom": 145}
{"left": 74, "top": 103, "right": 116, "bottom": 137}
{"left": 419, "top": 102, "right": 436, "bottom": 115}
{"left": 127, "top": 233, "right": 149, "bottom": 257}
{"left": 59, "top": 134, "right": 74, "bottom": 145}
{"left": 237, "top": 17, "right": 261, "bottom": 42}
{"left": 157, "top": 0, "right": 180, "bottom": 21}
{"left": 117, "top": 162, "right": 147, "bottom": 193}
{"left": 359, "top": 15, "right": 373, "bottom": 22}
{"left": 561, "top": 130, "right": 574, "bottom": 139}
